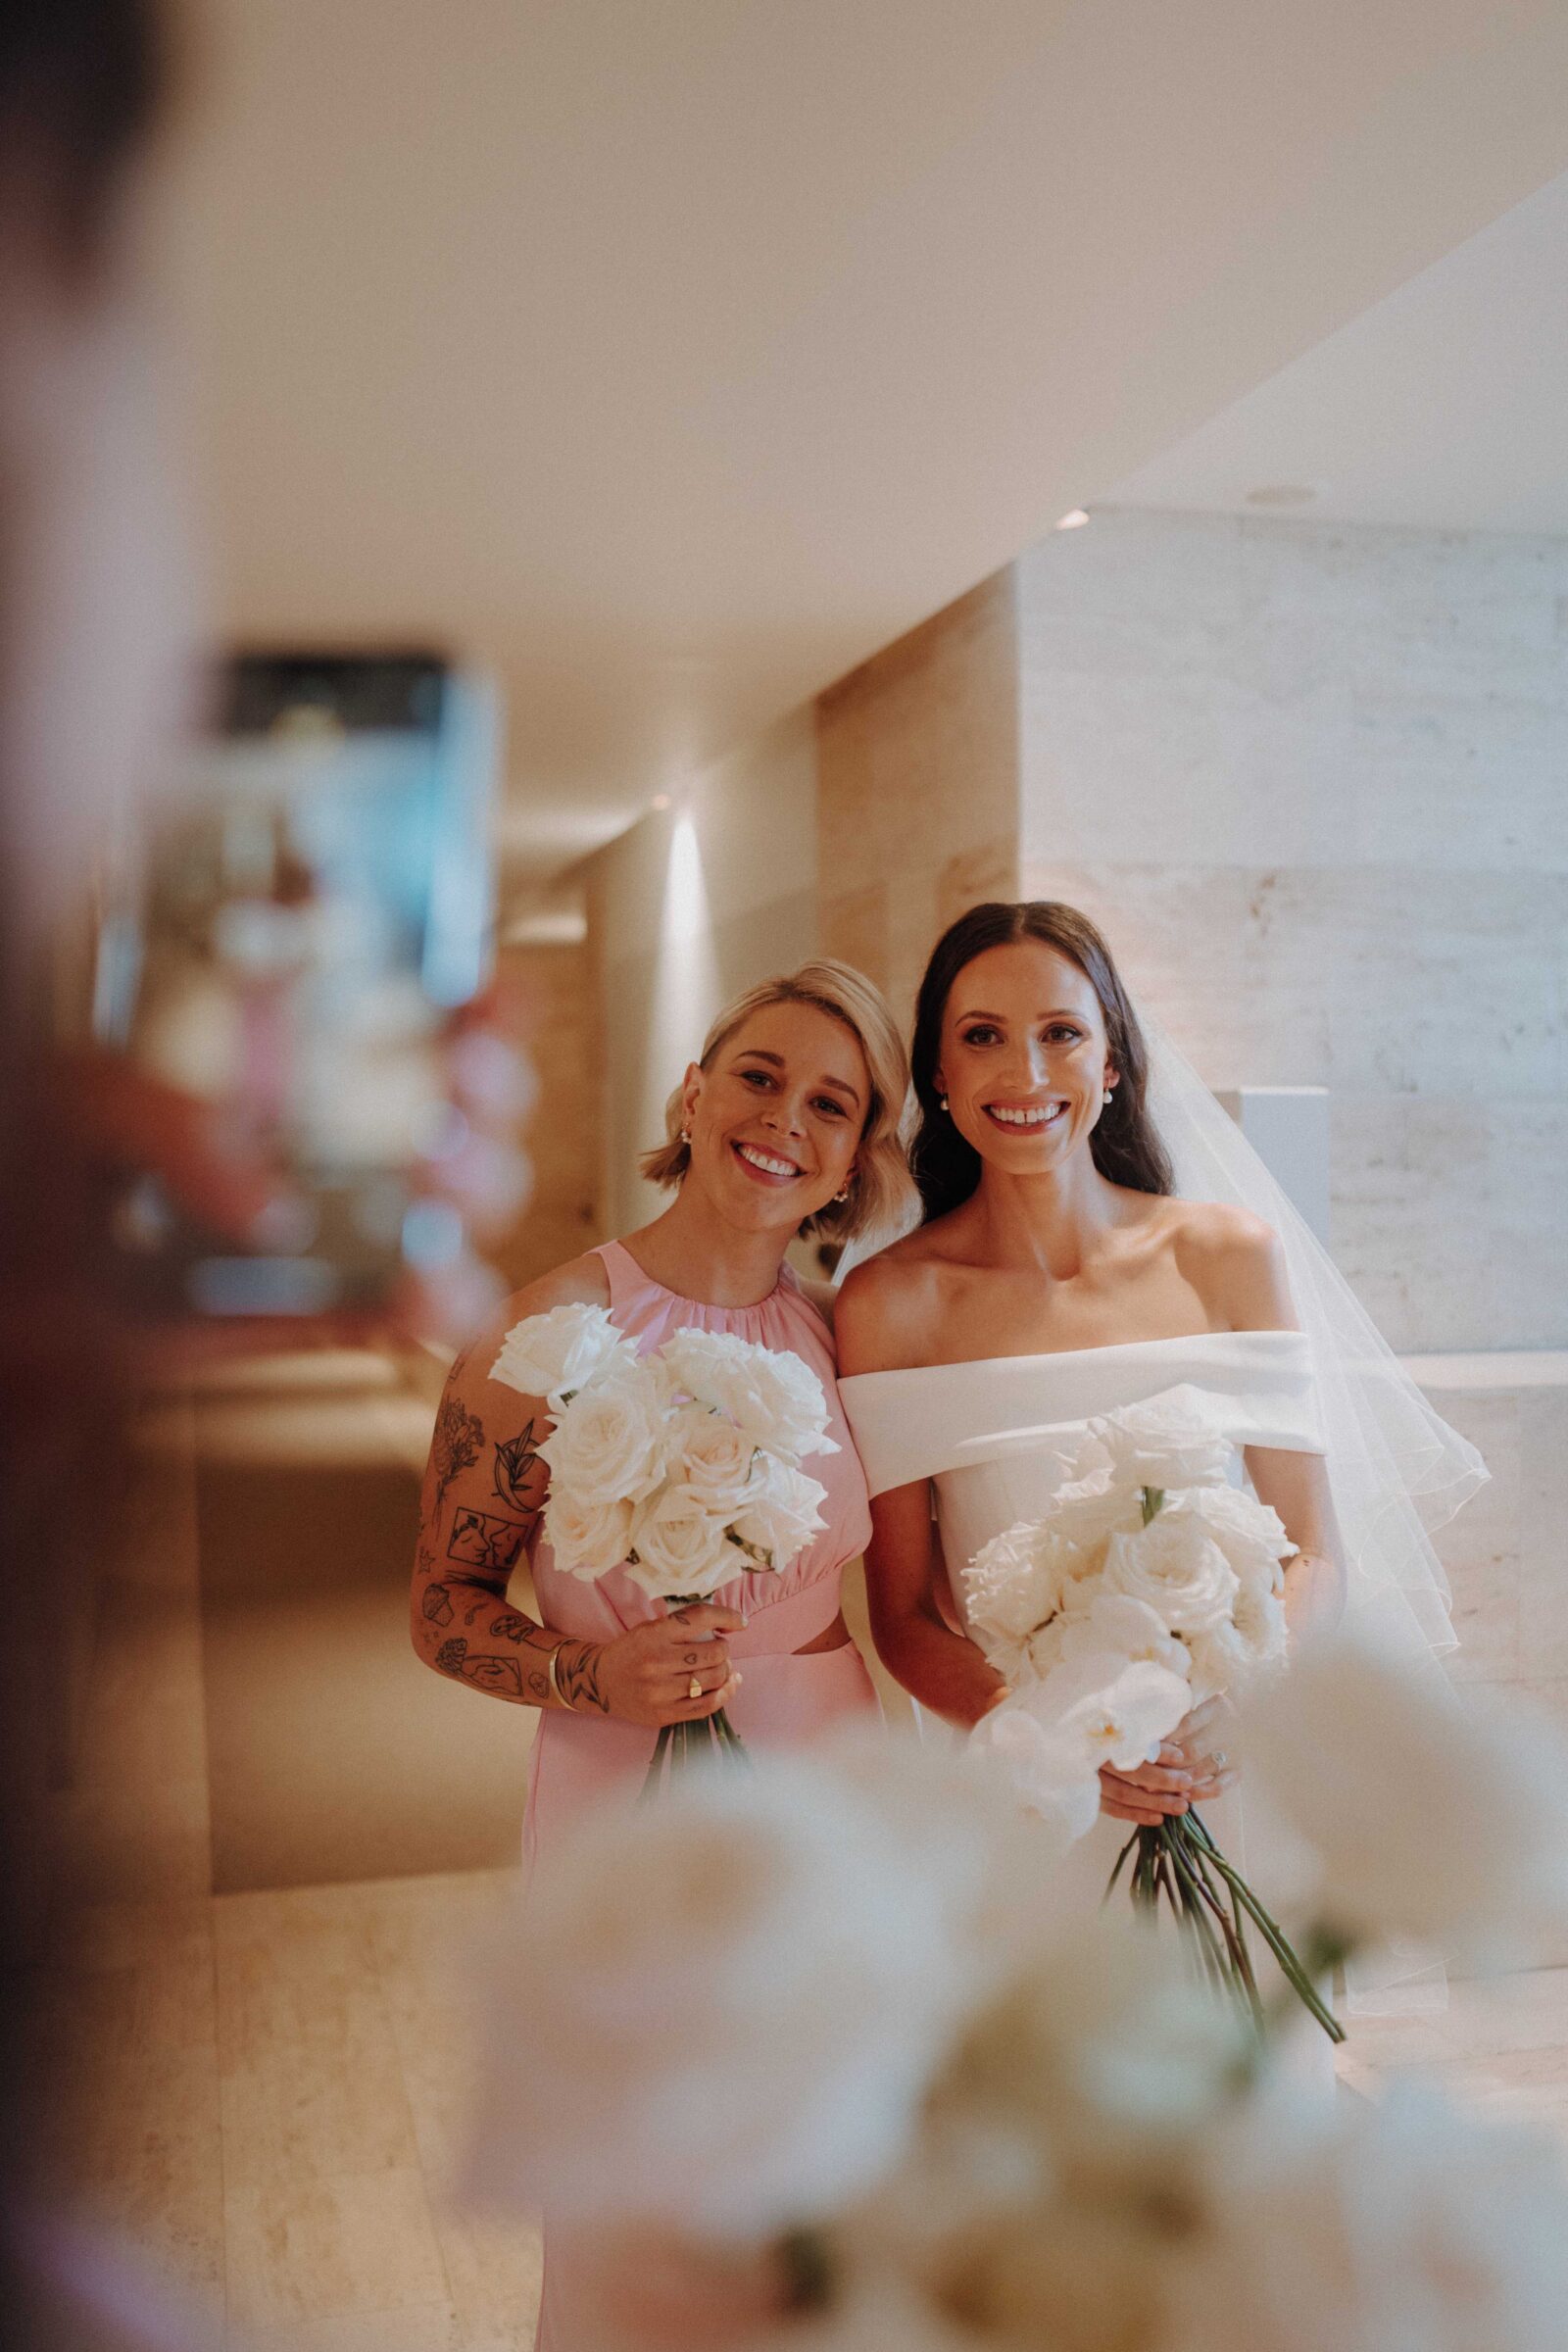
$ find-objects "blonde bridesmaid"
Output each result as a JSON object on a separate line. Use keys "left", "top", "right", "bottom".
{"left": 409, "top": 958, "right": 912, "bottom": 2350}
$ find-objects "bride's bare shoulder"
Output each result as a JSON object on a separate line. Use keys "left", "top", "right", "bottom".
{"left": 1162, "top": 1199, "right": 1294, "bottom": 1329}
{"left": 834, "top": 1224, "right": 953, "bottom": 1374}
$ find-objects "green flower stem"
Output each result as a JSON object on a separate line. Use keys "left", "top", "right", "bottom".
{"left": 1110, "top": 1807, "right": 1343, "bottom": 2045}
{"left": 1185, "top": 1823, "right": 1345, "bottom": 2044}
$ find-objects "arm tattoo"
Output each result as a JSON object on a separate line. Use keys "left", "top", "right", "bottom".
{"left": 488, "top": 1608, "right": 540, "bottom": 1644}
{"left": 433, "top": 1636, "right": 524, "bottom": 1698}
{"left": 494, "top": 1422, "right": 541, "bottom": 1508}
{"left": 432, "top": 1396, "right": 485, "bottom": 1504}
{"left": 447, "top": 1506, "right": 528, "bottom": 1575}
{"left": 555, "top": 1640, "right": 610, "bottom": 1714}
{"left": 421, "top": 1582, "right": 455, "bottom": 1627}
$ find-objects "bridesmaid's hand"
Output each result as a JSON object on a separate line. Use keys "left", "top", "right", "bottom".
{"left": 590, "top": 1604, "right": 747, "bottom": 1728}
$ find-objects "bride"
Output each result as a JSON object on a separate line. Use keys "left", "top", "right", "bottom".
{"left": 836, "top": 899, "right": 1482, "bottom": 1917}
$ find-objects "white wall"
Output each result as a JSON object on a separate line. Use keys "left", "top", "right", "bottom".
{"left": 1016, "top": 508, "right": 1568, "bottom": 1353}
{"left": 584, "top": 707, "right": 819, "bottom": 1239}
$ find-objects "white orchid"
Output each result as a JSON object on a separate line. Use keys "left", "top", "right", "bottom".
{"left": 1162, "top": 2075, "right": 1568, "bottom": 2352}
{"left": 974, "top": 1651, "right": 1192, "bottom": 1838}
{"left": 1236, "top": 1640, "right": 1568, "bottom": 1961}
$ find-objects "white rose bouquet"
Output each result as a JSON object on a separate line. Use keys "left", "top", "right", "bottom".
{"left": 490, "top": 1305, "right": 836, "bottom": 1783}
{"left": 967, "top": 1390, "right": 1338, "bottom": 2041}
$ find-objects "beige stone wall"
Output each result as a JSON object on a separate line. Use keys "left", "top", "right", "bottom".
{"left": 584, "top": 708, "right": 819, "bottom": 1241}
{"left": 1015, "top": 508, "right": 1568, "bottom": 1354}
{"left": 816, "top": 572, "right": 1021, "bottom": 1028}
{"left": 492, "top": 939, "right": 601, "bottom": 1291}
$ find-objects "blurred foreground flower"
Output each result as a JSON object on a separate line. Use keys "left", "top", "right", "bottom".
{"left": 1237, "top": 1640, "right": 1568, "bottom": 1964}
{"left": 466, "top": 1740, "right": 1026, "bottom": 2239}
{"left": 466, "top": 1661, "right": 1568, "bottom": 2352}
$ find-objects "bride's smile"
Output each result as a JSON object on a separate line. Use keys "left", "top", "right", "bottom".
{"left": 938, "top": 939, "right": 1117, "bottom": 1175}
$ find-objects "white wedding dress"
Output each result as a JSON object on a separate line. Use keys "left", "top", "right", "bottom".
{"left": 839, "top": 1330, "right": 1330, "bottom": 1965}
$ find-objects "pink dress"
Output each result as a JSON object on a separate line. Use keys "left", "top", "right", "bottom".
{"left": 524, "top": 1242, "right": 880, "bottom": 2350}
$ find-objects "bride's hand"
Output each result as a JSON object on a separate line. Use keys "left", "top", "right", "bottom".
{"left": 1170, "top": 1693, "right": 1238, "bottom": 1803}
{"left": 1099, "top": 1696, "right": 1236, "bottom": 1825}
{"left": 587, "top": 1603, "right": 747, "bottom": 1727}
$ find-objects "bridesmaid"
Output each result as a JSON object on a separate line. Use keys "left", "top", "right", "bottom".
{"left": 409, "top": 956, "right": 914, "bottom": 1859}
{"left": 411, "top": 959, "right": 911, "bottom": 2348}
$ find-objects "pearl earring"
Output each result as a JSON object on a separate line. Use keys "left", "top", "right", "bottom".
{"left": 679, "top": 1126, "right": 691, "bottom": 1144}
{"left": 939, "top": 1095, "right": 950, "bottom": 1113}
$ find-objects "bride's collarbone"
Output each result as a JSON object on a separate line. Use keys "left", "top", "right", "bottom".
{"left": 911, "top": 1256, "right": 1221, "bottom": 1364}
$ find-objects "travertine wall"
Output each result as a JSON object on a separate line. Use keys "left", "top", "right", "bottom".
{"left": 816, "top": 573, "right": 1022, "bottom": 1028}
{"left": 493, "top": 939, "right": 601, "bottom": 1290}
{"left": 1015, "top": 509, "right": 1568, "bottom": 1353}
{"left": 584, "top": 707, "right": 819, "bottom": 1239}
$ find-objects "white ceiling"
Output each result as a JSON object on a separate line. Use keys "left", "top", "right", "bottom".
{"left": 1103, "top": 167, "right": 1568, "bottom": 533}
{"left": 157, "top": 2, "right": 1568, "bottom": 877}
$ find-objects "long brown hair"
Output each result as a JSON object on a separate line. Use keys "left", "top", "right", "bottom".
{"left": 908, "top": 901, "right": 1173, "bottom": 1223}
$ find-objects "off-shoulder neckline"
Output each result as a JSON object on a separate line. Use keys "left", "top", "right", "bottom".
{"left": 837, "top": 1327, "right": 1307, "bottom": 1384}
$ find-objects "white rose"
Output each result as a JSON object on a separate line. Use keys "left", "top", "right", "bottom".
{"left": 1183, "top": 1484, "right": 1292, "bottom": 1591}
{"left": 490, "top": 1302, "right": 639, "bottom": 1410}
{"left": 664, "top": 1403, "right": 760, "bottom": 1518}
{"left": 656, "top": 1327, "right": 838, "bottom": 1461}
{"left": 466, "top": 1752, "right": 987, "bottom": 2236}
{"left": 625, "top": 1482, "right": 737, "bottom": 1599}
{"left": 538, "top": 1368, "right": 667, "bottom": 1512}
{"left": 729, "top": 1451, "right": 827, "bottom": 1572}
{"left": 962, "top": 1523, "right": 1091, "bottom": 1666}
{"left": 1091, "top": 1389, "right": 1236, "bottom": 1494}
{"left": 1102, "top": 1516, "right": 1240, "bottom": 1638}
{"left": 544, "top": 1490, "right": 636, "bottom": 1581}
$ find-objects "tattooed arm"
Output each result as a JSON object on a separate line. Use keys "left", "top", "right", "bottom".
{"left": 410, "top": 1254, "right": 743, "bottom": 1725}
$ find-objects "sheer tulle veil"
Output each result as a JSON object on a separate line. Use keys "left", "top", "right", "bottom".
{"left": 1141, "top": 1011, "right": 1486, "bottom": 1670}
{"left": 1136, "top": 1015, "right": 1486, "bottom": 2014}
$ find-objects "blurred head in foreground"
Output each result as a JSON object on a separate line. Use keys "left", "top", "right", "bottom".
{"left": 0, "top": 8, "right": 198, "bottom": 2348}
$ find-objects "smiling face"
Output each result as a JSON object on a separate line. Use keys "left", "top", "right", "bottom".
{"left": 936, "top": 940, "right": 1117, "bottom": 1177}
{"left": 682, "top": 1000, "right": 868, "bottom": 1233}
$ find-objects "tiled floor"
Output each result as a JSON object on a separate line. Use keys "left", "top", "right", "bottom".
{"left": 24, "top": 1349, "right": 1568, "bottom": 2350}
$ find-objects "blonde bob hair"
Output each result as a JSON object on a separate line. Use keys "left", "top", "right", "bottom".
{"left": 640, "top": 959, "right": 915, "bottom": 1244}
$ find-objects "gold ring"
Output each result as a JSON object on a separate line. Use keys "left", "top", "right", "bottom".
{"left": 688, "top": 1676, "right": 703, "bottom": 1700}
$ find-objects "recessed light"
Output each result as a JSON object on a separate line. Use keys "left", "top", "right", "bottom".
{"left": 651, "top": 794, "right": 672, "bottom": 812}
{"left": 1054, "top": 508, "right": 1091, "bottom": 531}
{"left": 1244, "top": 484, "right": 1318, "bottom": 509}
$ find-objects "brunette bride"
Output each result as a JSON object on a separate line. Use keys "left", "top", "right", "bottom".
{"left": 835, "top": 900, "right": 1481, "bottom": 1936}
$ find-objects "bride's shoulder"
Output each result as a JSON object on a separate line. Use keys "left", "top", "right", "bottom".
{"left": 834, "top": 1226, "right": 952, "bottom": 1374}
{"left": 1160, "top": 1200, "right": 1293, "bottom": 1328}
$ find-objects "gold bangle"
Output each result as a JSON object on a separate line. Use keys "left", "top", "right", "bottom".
{"left": 547, "top": 1645, "right": 575, "bottom": 1712}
